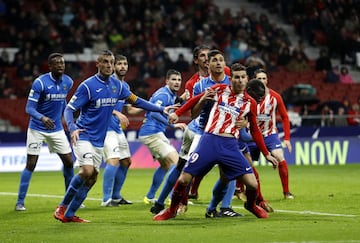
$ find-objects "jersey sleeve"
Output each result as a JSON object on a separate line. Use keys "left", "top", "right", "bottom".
{"left": 273, "top": 90, "right": 291, "bottom": 140}
{"left": 27, "top": 78, "right": 43, "bottom": 102}
{"left": 248, "top": 98, "right": 270, "bottom": 157}
{"left": 67, "top": 83, "right": 90, "bottom": 111}
{"left": 175, "top": 93, "right": 203, "bottom": 116}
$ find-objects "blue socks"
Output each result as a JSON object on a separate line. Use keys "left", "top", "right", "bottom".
{"left": 221, "top": 180, "right": 236, "bottom": 208}
{"left": 16, "top": 168, "right": 32, "bottom": 205}
{"left": 65, "top": 184, "right": 90, "bottom": 218}
{"left": 146, "top": 165, "right": 171, "bottom": 199}
{"left": 207, "top": 179, "right": 229, "bottom": 212}
{"left": 60, "top": 174, "right": 84, "bottom": 206}
{"left": 157, "top": 165, "right": 180, "bottom": 205}
{"left": 62, "top": 166, "right": 74, "bottom": 191}
{"left": 102, "top": 164, "right": 119, "bottom": 202}
{"left": 112, "top": 165, "right": 128, "bottom": 199}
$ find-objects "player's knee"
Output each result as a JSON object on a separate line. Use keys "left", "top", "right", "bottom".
{"left": 120, "top": 158, "right": 131, "bottom": 167}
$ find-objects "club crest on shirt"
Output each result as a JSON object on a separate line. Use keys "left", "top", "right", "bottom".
{"left": 63, "top": 84, "right": 67, "bottom": 91}
{"left": 111, "top": 85, "right": 117, "bottom": 93}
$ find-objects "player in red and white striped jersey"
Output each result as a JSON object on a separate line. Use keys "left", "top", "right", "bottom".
{"left": 153, "top": 66, "right": 278, "bottom": 221}
{"left": 249, "top": 69, "right": 294, "bottom": 199}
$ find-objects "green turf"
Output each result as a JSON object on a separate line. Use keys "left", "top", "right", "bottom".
{"left": 1, "top": 164, "right": 359, "bottom": 243}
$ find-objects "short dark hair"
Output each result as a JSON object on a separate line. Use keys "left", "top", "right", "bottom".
{"left": 48, "top": 53, "right": 63, "bottom": 63}
{"left": 246, "top": 78, "right": 265, "bottom": 102}
{"left": 193, "top": 45, "right": 211, "bottom": 59}
{"left": 166, "top": 69, "right": 181, "bottom": 79}
{"left": 207, "top": 49, "right": 223, "bottom": 61}
{"left": 115, "top": 54, "right": 127, "bottom": 63}
{"left": 230, "top": 63, "right": 246, "bottom": 76}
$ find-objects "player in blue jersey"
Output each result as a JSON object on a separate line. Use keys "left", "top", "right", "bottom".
{"left": 101, "top": 54, "right": 143, "bottom": 206}
{"left": 139, "top": 69, "right": 187, "bottom": 205}
{"left": 53, "top": 50, "right": 173, "bottom": 223}
{"left": 15, "top": 53, "right": 74, "bottom": 211}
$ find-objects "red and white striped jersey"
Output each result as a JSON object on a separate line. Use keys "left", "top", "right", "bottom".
{"left": 257, "top": 89, "right": 290, "bottom": 140}
{"left": 205, "top": 84, "right": 253, "bottom": 138}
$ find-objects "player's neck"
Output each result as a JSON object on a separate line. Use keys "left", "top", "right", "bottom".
{"left": 198, "top": 68, "right": 208, "bottom": 77}
{"left": 210, "top": 72, "right": 225, "bottom": 82}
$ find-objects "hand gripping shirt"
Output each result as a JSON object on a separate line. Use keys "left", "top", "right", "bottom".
{"left": 27, "top": 72, "right": 73, "bottom": 132}
{"left": 187, "top": 75, "right": 230, "bottom": 135}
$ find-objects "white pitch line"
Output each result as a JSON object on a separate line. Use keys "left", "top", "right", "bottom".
{"left": 1, "top": 192, "right": 357, "bottom": 217}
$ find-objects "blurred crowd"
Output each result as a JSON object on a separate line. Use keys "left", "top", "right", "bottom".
{"left": 0, "top": 0, "right": 359, "bottom": 126}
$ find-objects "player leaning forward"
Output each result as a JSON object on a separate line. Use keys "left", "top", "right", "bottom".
{"left": 153, "top": 76, "right": 278, "bottom": 220}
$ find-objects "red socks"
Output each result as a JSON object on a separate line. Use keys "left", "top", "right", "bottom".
{"left": 278, "top": 160, "right": 289, "bottom": 193}
{"left": 169, "top": 180, "right": 187, "bottom": 214}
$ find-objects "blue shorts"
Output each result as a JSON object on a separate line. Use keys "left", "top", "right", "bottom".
{"left": 247, "top": 133, "right": 282, "bottom": 161}
{"left": 183, "top": 133, "right": 253, "bottom": 181}
{"left": 238, "top": 140, "right": 249, "bottom": 154}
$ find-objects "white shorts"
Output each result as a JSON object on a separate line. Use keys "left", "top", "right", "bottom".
{"left": 26, "top": 128, "right": 72, "bottom": 155}
{"left": 139, "top": 132, "right": 176, "bottom": 160}
{"left": 73, "top": 140, "right": 103, "bottom": 172}
{"left": 179, "top": 126, "right": 195, "bottom": 160}
{"left": 187, "top": 133, "right": 202, "bottom": 158}
{"left": 103, "top": 131, "right": 131, "bottom": 161}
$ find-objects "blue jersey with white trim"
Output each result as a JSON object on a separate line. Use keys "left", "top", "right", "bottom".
{"left": 107, "top": 76, "right": 130, "bottom": 134}
{"left": 67, "top": 74, "right": 132, "bottom": 147}
{"left": 27, "top": 72, "right": 73, "bottom": 132}
{"left": 138, "top": 86, "right": 176, "bottom": 136}
{"left": 187, "top": 75, "right": 230, "bottom": 135}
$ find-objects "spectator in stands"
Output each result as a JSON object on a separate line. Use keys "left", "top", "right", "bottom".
{"left": 339, "top": 66, "right": 355, "bottom": 84}
{"left": 287, "top": 104, "right": 302, "bottom": 127}
{"left": 286, "top": 52, "right": 309, "bottom": 72}
{"left": 315, "top": 49, "right": 332, "bottom": 71}
{"left": 277, "top": 45, "right": 291, "bottom": 66}
{"left": 174, "top": 53, "right": 189, "bottom": 73}
{"left": 0, "top": 49, "right": 10, "bottom": 67}
{"left": 0, "top": 72, "right": 14, "bottom": 98}
{"left": 224, "top": 40, "right": 244, "bottom": 65}
{"left": 347, "top": 103, "right": 360, "bottom": 126}
{"left": 324, "top": 66, "right": 340, "bottom": 83}
{"left": 334, "top": 107, "right": 348, "bottom": 126}
{"left": 321, "top": 105, "right": 334, "bottom": 126}
{"left": 17, "top": 63, "right": 34, "bottom": 81}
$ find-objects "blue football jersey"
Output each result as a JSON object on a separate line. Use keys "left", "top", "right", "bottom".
{"left": 138, "top": 86, "right": 177, "bottom": 136}
{"left": 187, "top": 75, "right": 230, "bottom": 135}
{"left": 67, "top": 74, "right": 132, "bottom": 147}
{"left": 27, "top": 72, "right": 73, "bottom": 132}
{"left": 107, "top": 76, "right": 130, "bottom": 134}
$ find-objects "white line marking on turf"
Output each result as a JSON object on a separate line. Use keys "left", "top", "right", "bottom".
{"left": 1, "top": 192, "right": 357, "bottom": 217}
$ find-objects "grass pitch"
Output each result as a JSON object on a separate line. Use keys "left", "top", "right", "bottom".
{"left": 0, "top": 164, "right": 359, "bottom": 243}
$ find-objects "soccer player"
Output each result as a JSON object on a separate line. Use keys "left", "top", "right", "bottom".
{"left": 153, "top": 78, "right": 278, "bottom": 221}
{"left": 15, "top": 53, "right": 74, "bottom": 211}
{"left": 150, "top": 49, "right": 237, "bottom": 216}
{"left": 139, "top": 69, "right": 187, "bottom": 204}
{"left": 101, "top": 54, "right": 142, "bottom": 206}
{"left": 53, "top": 50, "right": 173, "bottom": 223}
{"left": 150, "top": 45, "right": 211, "bottom": 214}
{"left": 249, "top": 68, "right": 294, "bottom": 199}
